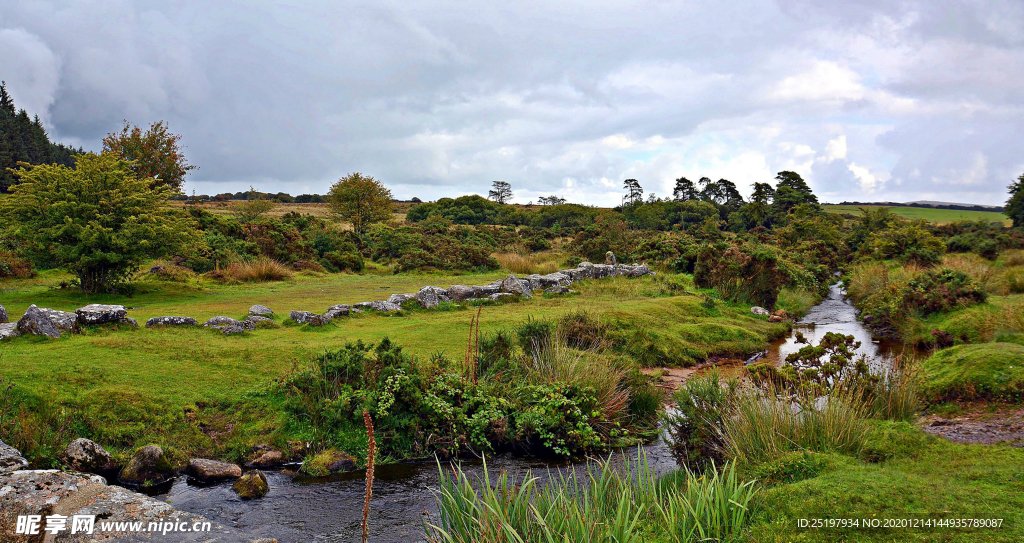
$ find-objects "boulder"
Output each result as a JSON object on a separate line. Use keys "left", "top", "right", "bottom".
{"left": 36, "top": 306, "right": 79, "bottom": 331}
{"left": 307, "top": 313, "right": 334, "bottom": 326}
{"left": 353, "top": 302, "right": 375, "bottom": 310}
{"left": 145, "top": 316, "right": 197, "bottom": 327}
{"left": 371, "top": 300, "right": 402, "bottom": 312}
{"left": 119, "top": 317, "right": 139, "bottom": 327}
{"left": 474, "top": 282, "right": 503, "bottom": 296}
{"left": 773, "top": 309, "right": 791, "bottom": 320}
{"left": 576, "top": 262, "right": 595, "bottom": 279}
{"left": 499, "top": 274, "right": 531, "bottom": 298}
{"left": 249, "top": 304, "right": 274, "bottom": 317}
{"left": 538, "top": 272, "right": 571, "bottom": 288}
{"left": 544, "top": 285, "right": 571, "bottom": 295}
{"left": 325, "top": 306, "right": 350, "bottom": 319}
{"left": 119, "top": 444, "right": 177, "bottom": 486}
{"left": 232, "top": 470, "right": 269, "bottom": 499}
{"left": 188, "top": 458, "right": 242, "bottom": 482}
{"left": 65, "top": 438, "right": 116, "bottom": 473}
{"left": 301, "top": 449, "right": 357, "bottom": 476}
{"left": 245, "top": 449, "right": 286, "bottom": 469}
{"left": 489, "top": 293, "right": 514, "bottom": 301}
{"left": 203, "top": 316, "right": 243, "bottom": 327}
{"left": 0, "top": 323, "right": 19, "bottom": 341}
{"left": 446, "top": 284, "right": 476, "bottom": 302}
{"left": 605, "top": 251, "right": 617, "bottom": 266}
{"left": 16, "top": 305, "right": 62, "bottom": 338}
{"left": 415, "top": 286, "right": 443, "bottom": 309}
{"left": 244, "top": 315, "right": 276, "bottom": 328}
{"left": 768, "top": 315, "right": 784, "bottom": 323}
{"left": 750, "top": 306, "right": 770, "bottom": 317}
{"left": 387, "top": 293, "right": 415, "bottom": 306}
{"left": 76, "top": 304, "right": 127, "bottom": 325}
{"left": 591, "top": 264, "right": 614, "bottom": 278}
{"left": 0, "top": 304, "right": 7, "bottom": 323}
{"left": 617, "top": 263, "right": 653, "bottom": 277}
{"left": 1, "top": 438, "right": 28, "bottom": 474}
{"left": 290, "top": 310, "right": 316, "bottom": 324}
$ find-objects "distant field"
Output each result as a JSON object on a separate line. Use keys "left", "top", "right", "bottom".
{"left": 824, "top": 204, "right": 1010, "bottom": 225}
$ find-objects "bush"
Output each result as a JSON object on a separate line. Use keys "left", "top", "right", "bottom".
{"left": 220, "top": 257, "right": 293, "bottom": 282}
{"left": 663, "top": 370, "right": 738, "bottom": 470}
{"left": 694, "top": 242, "right": 802, "bottom": 308}
{"left": 863, "top": 221, "right": 946, "bottom": 266}
{"left": 921, "top": 342, "right": 1024, "bottom": 403}
{"left": 902, "top": 268, "right": 987, "bottom": 316}
{"left": 0, "top": 251, "right": 34, "bottom": 278}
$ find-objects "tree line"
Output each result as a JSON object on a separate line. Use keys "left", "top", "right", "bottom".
{"left": 0, "top": 82, "right": 82, "bottom": 192}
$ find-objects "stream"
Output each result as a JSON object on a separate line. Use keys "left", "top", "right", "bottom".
{"left": 153, "top": 282, "right": 895, "bottom": 542}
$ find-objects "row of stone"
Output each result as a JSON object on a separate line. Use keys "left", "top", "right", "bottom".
{"left": 0, "top": 261, "right": 654, "bottom": 340}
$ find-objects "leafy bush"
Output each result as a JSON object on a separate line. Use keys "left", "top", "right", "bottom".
{"left": 663, "top": 370, "right": 738, "bottom": 470}
{"left": 902, "top": 268, "right": 987, "bottom": 316}
{"left": 694, "top": 242, "right": 803, "bottom": 307}
{"left": 0, "top": 250, "right": 34, "bottom": 279}
{"left": 863, "top": 220, "right": 946, "bottom": 266}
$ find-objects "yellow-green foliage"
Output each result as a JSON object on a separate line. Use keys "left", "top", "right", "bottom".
{"left": 921, "top": 343, "right": 1024, "bottom": 402}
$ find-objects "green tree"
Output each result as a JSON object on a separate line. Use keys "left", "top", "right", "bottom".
{"left": 1007, "top": 173, "right": 1024, "bottom": 228}
{"left": 773, "top": 171, "right": 818, "bottom": 213}
{"left": 328, "top": 172, "right": 394, "bottom": 234}
{"left": 102, "top": 120, "right": 196, "bottom": 192}
{"left": 488, "top": 181, "right": 513, "bottom": 204}
{"left": 235, "top": 187, "right": 275, "bottom": 223}
{"left": 672, "top": 177, "right": 698, "bottom": 201}
{"left": 623, "top": 178, "right": 643, "bottom": 205}
{"left": 0, "top": 153, "right": 202, "bottom": 293}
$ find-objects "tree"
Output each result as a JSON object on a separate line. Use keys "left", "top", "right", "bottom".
{"left": 0, "top": 153, "right": 202, "bottom": 293}
{"left": 102, "top": 120, "right": 196, "bottom": 192}
{"left": 235, "top": 187, "right": 274, "bottom": 223}
{"left": 488, "top": 181, "right": 513, "bottom": 204}
{"left": 1007, "top": 173, "right": 1024, "bottom": 228}
{"left": 623, "top": 178, "right": 643, "bottom": 205}
{"left": 673, "top": 177, "right": 698, "bottom": 201}
{"left": 538, "top": 195, "right": 566, "bottom": 205}
{"left": 328, "top": 172, "right": 393, "bottom": 234}
{"left": 0, "top": 81, "right": 80, "bottom": 193}
{"left": 773, "top": 171, "right": 818, "bottom": 213}
{"left": 750, "top": 182, "right": 775, "bottom": 205}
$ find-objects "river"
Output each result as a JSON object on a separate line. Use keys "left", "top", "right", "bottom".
{"left": 154, "top": 282, "right": 893, "bottom": 542}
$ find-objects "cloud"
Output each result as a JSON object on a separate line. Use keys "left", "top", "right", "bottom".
{"left": 0, "top": 0, "right": 1021, "bottom": 205}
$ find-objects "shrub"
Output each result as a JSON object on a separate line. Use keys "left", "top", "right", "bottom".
{"left": 0, "top": 251, "right": 34, "bottom": 278}
{"left": 902, "top": 268, "right": 987, "bottom": 316}
{"left": 222, "top": 257, "right": 293, "bottom": 282}
{"left": 863, "top": 220, "right": 946, "bottom": 266}
{"left": 663, "top": 370, "right": 738, "bottom": 470}
{"left": 694, "top": 242, "right": 801, "bottom": 308}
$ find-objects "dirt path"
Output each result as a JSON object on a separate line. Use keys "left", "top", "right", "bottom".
{"left": 921, "top": 404, "right": 1024, "bottom": 446}
{"left": 644, "top": 357, "right": 749, "bottom": 399}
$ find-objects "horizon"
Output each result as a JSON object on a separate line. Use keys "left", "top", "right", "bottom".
{"left": 1, "top": 1, "right": 1022, "bottom": 206}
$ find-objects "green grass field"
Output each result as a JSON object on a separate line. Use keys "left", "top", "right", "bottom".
{"left": 824, "top": 204, "right": 1010, "bottom": 225}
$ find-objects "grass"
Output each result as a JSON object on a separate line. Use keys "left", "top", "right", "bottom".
{"left": 0, "top": 268, "right": 787, "bottom": 463}
{"left": 920, "top": 342, "right": 1024, "bottom": 403}
{"left": 426, "top": 450, "right": 757, "bottom": 543}
{"left": 824, "top": 204, "right": 1010, "bottom": 226}
{"left": 493, "top": 252, "right": 563, "bottom": 275}
{"left": 218, "top": 257, "right": 294, "bottom": 282}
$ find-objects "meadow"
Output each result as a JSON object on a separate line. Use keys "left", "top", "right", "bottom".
{"left": 824, "top": 204, "right": 1010, "bottom": 226}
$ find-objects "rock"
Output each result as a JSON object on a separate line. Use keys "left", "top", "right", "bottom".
{"left": 353, "top": 302, "right": 375, "bottom": 310}
{"left": 65, "top": 438, "right": 116, "bottom": 473}
{"left": 773, "top": 309, "right": 791, "bottom": 320}
{"left": 249, "top": 304, "right": 274, "bottom": 317}
{"left": 768, "top": 315, "right": 783, "bottom": 323}
{"left": 605, "top": 251, "right": 617, "bottom": 266}
{"left": 750, "top": 306, "right": 770, "bottom": 316}
{"left": 204, "top": 316, "right": 243, "bottom": 327}
{"left": 244, "top": 315, "right": 276, "bottom": 328}
{"left": 544, "top": 285, "right": 571, "bottom": 295}
{"left": 0, "top": 469, "right": 235, "bottom": 541}
{"left": 617, "top": 263, "right": 653, "bottom": 277}
{"left": 119, "top": 316, "right": 139, "bottom": 327}
{"left": 307, "top": 313, "right": 334, "bottom": 326}
{"left": 76, "top": 303, "right": 127, "bottom": 325}
{"left": 0, "top": 304, "right": 6, "bottom": 323}
{"left": 489, "top": 293, "right": 514, "bottom": 301}
{"left": 387, "top": 293, "right": 415, "bottom": 306}
{"left": 301, "top": 449, "right": 357, "bottom": 476}
{"left": 538, "top": 272, "right": 571, "bottom": 288}
{"left": 37, "top": 306, "right": 79, "bottom": 331}
{"left": 446, "top": 284, "right": 476, "bottom": 302}
{"left": 327, "top": 303, "right": 351, "bottom": 317}
{"left": 145, "top": 316, "right": 198, "bottom": 327}
{"left": 1, "top": 439, "right": 28, "bottom": 474}
{"left": 576, "top": 261, "right": 595, "bottom": 279}
{"left": 591, "top": 264, "right": 614, "bottom": 278}
{"left": 246, "top": 449, "right": 286, "bottom": 469}
{"left": 188, "top": 458, "right": 242, "bottom": 482}
{"left": 290, "top": 310, "right": 316, "bottom": 324}
{"left": 371, "top": 300, "right": 402, "bottom": 312}
{"left": 474, "top": 282, "right": 503, "bottom": 296}
{"left": 415, "top": 286, "right": 443, "bottom": 309}
{"left": 0, "top": 323, "right": 19, "bottom": 341}
{"left": 499, "top": 274, "right": 532, "bottom": 298}
{"left": 220, "top": 324, "right": 249, "bottom": 335}
{"left": 233, "top": 470, "right": 269, "bottom": 499}
{"left": 118, "top": 444, "right": 177, "bottom": 487}
{"left": 16, "top": 304, "right": 62, "bottom": 338}
{"left": 149, "top": 264, "right": 165, "bottom": 274}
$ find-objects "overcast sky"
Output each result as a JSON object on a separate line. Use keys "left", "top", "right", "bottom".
{"left": 2, "top": 1, "right": 1022, "bottom": 206}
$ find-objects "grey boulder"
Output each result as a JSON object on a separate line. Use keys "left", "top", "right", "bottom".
{"left": 16, "top": 305, "right": 62, "bottom": 338}
{"left": 76, "top": 304, "right": 127, "bottom": 325}
{"left": 371, "top": 300, "right": 402, "bottom": 312}
{"left": 0, "top": 304, "right": 7, "bottom": 323}
{"left": 118, "top": 444, "right": 177, "bottom": 486}
{"left": 1, "top": 439, "right": 28, "bottom": 474}
{"left": 145, "top": 316, "right": 197, "bottom": 327}
{"left": 445, "top": 284, "right": 476, "bottom": 302}
{"left": 500, "top": 274, "right": 532, "bottom": 298}
{"left": 188, "top": 458, "right": 242, "bottom": 482}
{"left": 750, "top": 306, "right": 770, "bottom": 316}
{"left": 307, "top": 313, "right": 334, "bottom": 326}
{"left": 249, "top": 304, "right": 274, "bottom": 317}
{"left": 0, "top": 323, "right": 19, "bottom": 341}
{"left": 203, "top": 316, "right": 242, "bottom": 327}
{"left": 65, "top": 438, "right": 116, "bottom": 472}
{"left": 415, "top": 286, "right": 444, "bottom": 309}
{"left": 326, "top": 305, "right": 350, "bottom": 318}
{"left": 290, "top": 310, "right": 316, "bottom": 324}
{"left": 387, "top": 293, "right": 415, "bottom": 306}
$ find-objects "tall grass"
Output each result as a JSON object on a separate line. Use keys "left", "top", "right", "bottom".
{"left": 865, "top": 356, "right": 920, "bottom": 422}
{"left": 222, "top": 256, "right": 293, "bottom": 282}
{"left": 723, "top": 386, "right": 871, "bottom": 465}
{"left": 494, "top": 252, "right": 560, "bottom": 275}
{"left": 425, "top": 450, "right": 757, "bottom": 543}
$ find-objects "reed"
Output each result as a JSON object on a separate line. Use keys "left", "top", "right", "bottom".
{"left": 493, "top": 252, "right": 560, "bottom": 275}
{"left": 425, "top": 449, "right": 757, "bottom": 543}
{"left": 222, "top": 256, "right": 293, "bottom": 282}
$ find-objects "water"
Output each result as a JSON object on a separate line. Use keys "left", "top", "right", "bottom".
{"left": 154, "top": 282, "right": 890, "bottom": 542}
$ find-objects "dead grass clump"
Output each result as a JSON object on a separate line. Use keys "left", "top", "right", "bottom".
{"left": 494, "top": 252, "right": 560, "bottom": 275}
{"left": 222, "top": 257, "right": 293, "bottom": 282}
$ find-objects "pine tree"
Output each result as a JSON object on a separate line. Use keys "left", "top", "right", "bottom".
{"left": 673, "top": 177, "right": 698, "bottom": 201}
{"left": 0, "top": 82, "right": 79, "bottom": 192}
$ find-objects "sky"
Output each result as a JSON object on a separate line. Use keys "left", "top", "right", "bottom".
{"left": 1, "top": 0, "right": 1022, "bottom": 206}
